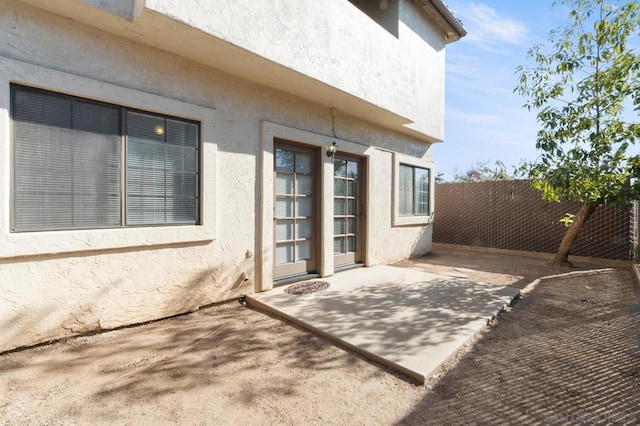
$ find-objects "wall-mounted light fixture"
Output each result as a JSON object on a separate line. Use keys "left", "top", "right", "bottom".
{"left": 328, "top": 107, "right": 339, "bottom": 160}
{"left": 327, "top": 141, "right": 338, "bottom": 159}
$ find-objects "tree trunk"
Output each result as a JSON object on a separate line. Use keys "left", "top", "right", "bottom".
{"left": 553, "top": 203, "right": 598, "bottom": 266}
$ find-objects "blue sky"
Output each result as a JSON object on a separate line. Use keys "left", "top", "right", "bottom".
{"left": 438, "top": 0, "right": 565, "bottom": 179}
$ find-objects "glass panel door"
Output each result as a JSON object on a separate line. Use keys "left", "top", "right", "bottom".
{"left": 333, "top": 156, "right": 363, "bottom": 266}
{"left": 274, "top": 143, "right": 317, "bottom": 278}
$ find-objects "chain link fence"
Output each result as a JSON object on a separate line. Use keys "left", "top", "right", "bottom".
{"left": 433, "top": 180, "right": 634, "bottom": 260}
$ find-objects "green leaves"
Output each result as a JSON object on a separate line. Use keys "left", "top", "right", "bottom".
{"left": 560, "top": 213, "right": 576, "bottom": 227}
{"left": 514, "top": 0, "right": 640, "bottom": 208}
{"left": 452, "top": 160, "right": 513, "bottom": 183}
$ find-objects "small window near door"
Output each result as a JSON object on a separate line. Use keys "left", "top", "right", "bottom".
{"left": 399, "top": 164, "right": 430, "bottom": 216}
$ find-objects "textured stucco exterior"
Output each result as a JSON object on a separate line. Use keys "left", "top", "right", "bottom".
{"left": 0, "top": 0, "right": 455, "bottom": 352}
{"left": 17, "top": 0, "right": 448, "bottom": 142}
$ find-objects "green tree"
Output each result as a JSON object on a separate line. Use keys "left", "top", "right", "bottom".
{"left": 515, "top": 0, "right": 640, "bottom": 265}
{"left": 452, "top": 160, "right": 511, "bottom": 182}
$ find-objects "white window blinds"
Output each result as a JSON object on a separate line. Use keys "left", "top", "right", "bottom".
{"left": 13, "top": 87, "right": 122, "bottom": 231}
{"left": 11, "top": 84, "right": 200, "bottom": 232}
{"left": 126, "top": 112, "right": 199, "bottom": 225}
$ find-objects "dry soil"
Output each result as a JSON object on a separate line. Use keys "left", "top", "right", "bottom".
{"left": 1, "top": 249, "right": 638, "bottom": 425}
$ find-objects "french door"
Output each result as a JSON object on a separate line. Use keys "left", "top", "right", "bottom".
{"left": 273, "top": 143, "right": 318, "bottom": 278}
{"left": 333, "top": 155, "right": 364, "bottom": 266}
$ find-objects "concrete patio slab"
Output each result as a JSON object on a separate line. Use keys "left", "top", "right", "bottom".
{"left": 246, "top": 265, "right": 520, "bottom": 383}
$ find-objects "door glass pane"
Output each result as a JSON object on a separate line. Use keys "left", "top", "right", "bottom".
{"left": 297, "top": 197, "right": 311, "bottom": 217}
{"left": 347, "top": 218, "right": 357, "bottom": 234}
{"left": 296, "top": 219, "right": 311, "bottom": 239}
{"left": 275, "top": 148, "right": 293, "bottom": 172}
{"left": 276, "top": 243, "right": 293, "bottom": 265}
{"left": 347, "top": 161, "right": 358, "bottom": 178}
{"left": 296, "top": 240, "right": 311, "bottom": 261}
{"left": 276, "top": 220, "right": 293, "bottom": 241}
{"left": 295, "top": 153, "right": 312, "bottom": 174}
{"left": 274, "top": 144, "right": 317, "bottom": 272}
{"left": 348, "top": 199, "right": 357, "bottom": 215}
{"left": 347, "top": 236, "right": 357, "bottom": 252}
{"left": 333, "top": 156, "right": 362, "bottom": 262}
{"left": 276, "top": 197, "right": 293, "bottom": 217}
{"left": 296, "top": 175, "right": 312, "bottom": 195}
{"left": 276, "top": 173, "right": 293, "bottom": 195}
{"left": 347, "top": 180, "right": 357, "bottom": 197}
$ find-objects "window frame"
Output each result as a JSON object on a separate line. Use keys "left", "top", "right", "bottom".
{"left": 398, "top": 163, "right": 430, "bottom": 217}
{"left": 11, "top": 84, "right": 201, "bottom": 232}
{"left": 392, "top": 153, "right": 434, "bottom": 226}
{"left": 0, "top": 58, "right": 216, "bottom": 259}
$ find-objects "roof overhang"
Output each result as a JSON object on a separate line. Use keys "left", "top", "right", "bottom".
{"left": 414, "top": 0, "right": 466, "bottom": 43}
{"left": 15, "top": 0, "right": 458, "bottom": 142}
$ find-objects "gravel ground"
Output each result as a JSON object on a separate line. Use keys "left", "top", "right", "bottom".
{"left": 1, "top": 250, "right": 638, "bottom": 425}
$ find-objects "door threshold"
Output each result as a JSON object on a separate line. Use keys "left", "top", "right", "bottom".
{"left": 334, "top": 263, "right": 365, "bottom": 273}
{"left": 273, "top": 273, "right": 321, "bottom": 288}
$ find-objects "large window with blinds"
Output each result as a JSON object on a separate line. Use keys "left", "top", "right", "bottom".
{"left": 398, "top": 164, "right": 430, "bottom": 216}
{"left": 11, "top": 84, "right": 200, "bottom": 232}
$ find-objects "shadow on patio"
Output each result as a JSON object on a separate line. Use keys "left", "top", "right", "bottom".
{"left": 396, "top": 268, "right": 640, "bottom": 425}
{"left": 247, "top": 265, "right": 519, "bottom": 382}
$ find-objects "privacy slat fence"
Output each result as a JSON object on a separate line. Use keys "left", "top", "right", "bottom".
{"left": 433, "top": 180, "right": 634, "bottom": 260}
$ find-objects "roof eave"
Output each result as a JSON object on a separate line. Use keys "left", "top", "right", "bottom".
{"left": 413, "top": 0, "right": 467, "bottom": 43}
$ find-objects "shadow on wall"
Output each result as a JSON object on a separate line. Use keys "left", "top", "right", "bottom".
{"left": 0, "top": 275, "right": 126, "bottom": 354}
{"left": 400, "top": 0, "right": 446, "bottom": 53}
{"left": 0, "top": 273, "right": 517, "bottom": 405}
{"left": 160, "top": 253, "right": 255, "bottom": 317}
{"left": 0, "top": 242, "right": 255, "bottom": 353}
{"left": 408, "top": 225, "right": 432, "bottom": 259}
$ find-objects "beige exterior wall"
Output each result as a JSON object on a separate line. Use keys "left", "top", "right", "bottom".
{"left": 140, "top": 0, "right": 446, "bottom": 139}
{"left": 17, "top": 0, "right": 447, "bottom": 142}
{"left": 0, "top": 0, "right": 442, "bottom": 352}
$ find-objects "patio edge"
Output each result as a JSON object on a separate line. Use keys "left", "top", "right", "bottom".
{"left": 245, "top": 293, "right": 519, "bottom": 385}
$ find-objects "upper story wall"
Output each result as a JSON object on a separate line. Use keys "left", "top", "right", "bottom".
{"left": 16, "top": 0, "right": 461, "bottom": 143}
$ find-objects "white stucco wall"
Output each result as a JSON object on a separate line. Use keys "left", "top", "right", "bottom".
{"left": 0, "top": 0, "right": 436, "bottom": 352}
{"left": 142, "top": 0, "right": 446, "bottom": 139}
{"left": 17, "top": 0, "right": 447, "bottom": 142}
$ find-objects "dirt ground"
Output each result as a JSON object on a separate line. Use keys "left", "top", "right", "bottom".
{"left": 1, "top": 248, "right": 639, "bottom": 425}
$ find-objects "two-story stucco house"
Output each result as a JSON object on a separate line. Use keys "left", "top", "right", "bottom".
{"left": 0, "top": 0, "right": 465, "bottom": 352}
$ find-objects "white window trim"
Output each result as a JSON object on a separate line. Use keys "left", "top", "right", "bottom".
{"left": 0, "top": 58, "right": 217, "bottom": 258}
{"left": 392, "top": 152, "right": 434, "bottom": 226}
